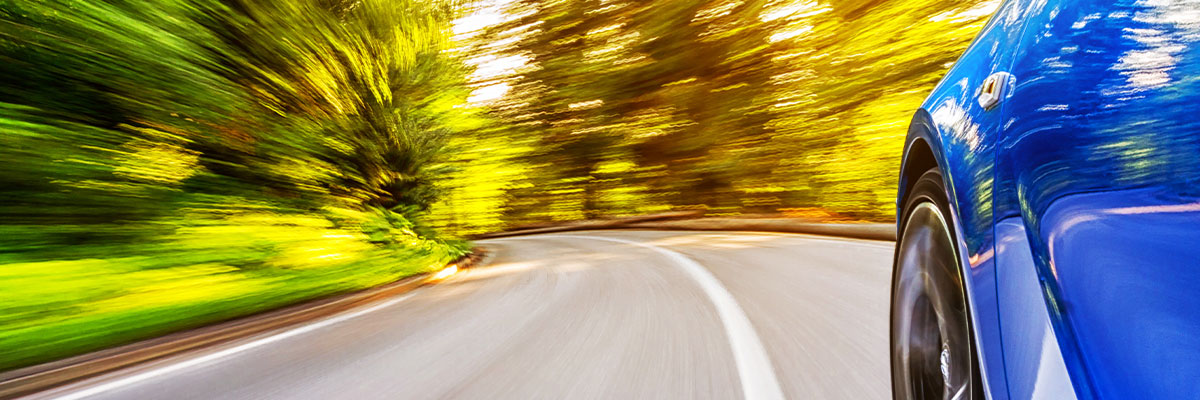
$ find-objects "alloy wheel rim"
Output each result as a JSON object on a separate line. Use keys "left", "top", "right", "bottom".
{"left": 893, "top": 201, "right": 973, "bottom": 400}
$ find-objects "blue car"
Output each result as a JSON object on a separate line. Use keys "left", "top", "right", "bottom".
{"left": 890, "top": 0, "right": 1200, "bottom": 398}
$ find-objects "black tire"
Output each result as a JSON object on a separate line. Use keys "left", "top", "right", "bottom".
{"left": 890, "top": 168, "right": 984, "bottom": 400}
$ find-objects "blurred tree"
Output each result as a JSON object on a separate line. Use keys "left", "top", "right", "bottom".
{"left": 0, "top": 0, "right": 472, "bottom": 233}
{"left": 0, "top": 0, "right": 476, "bottom": 371}
{"left": 429, "top": 0, "right": 1000, "bottom": 232}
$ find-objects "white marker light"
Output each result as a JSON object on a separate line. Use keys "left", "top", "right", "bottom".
{"left": 433, "top": 265, "right": 458, "bottom": 280}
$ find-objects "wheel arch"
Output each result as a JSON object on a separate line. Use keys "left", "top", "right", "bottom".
{"left": 897, "top": 109, "right": 952, "bottom": 234}
{"left": 895, "top": 107, "right": 1011, "bottom": 399}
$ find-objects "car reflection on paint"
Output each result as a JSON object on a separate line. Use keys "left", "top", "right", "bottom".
{"left": 890, "top": 0, "right": 1200, "bottom": 399}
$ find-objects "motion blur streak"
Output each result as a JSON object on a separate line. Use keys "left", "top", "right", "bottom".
{"left": 432, "top": 0, "right": 1002, "bottom": 233}
{"left": 433, "top": 265, "right": 460, "bottom": 280}
{"left": 39, "top": 291, "right": 422, "bottom": 400}
{"left": 0, "top": 0, "right": 471, "bottom": 372}
{"left": 31, "top": 231, "right": 893, "bottom": 400}
{"left": 3, "top": 0, "right": 994, "bottom": 387}
{"left": 550, "top": 235, "right": 785, "bottom": 400}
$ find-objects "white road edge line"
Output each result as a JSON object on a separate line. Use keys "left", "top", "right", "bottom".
{"left": 553, "top": 235, "right": 787, "bottom": 400}
{"left": 43, "top": 291, "right": 422, "bottom": 400}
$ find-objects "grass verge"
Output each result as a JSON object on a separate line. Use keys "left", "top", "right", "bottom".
{"left": 0, "top": 208, "right": 469, "bottom": 373}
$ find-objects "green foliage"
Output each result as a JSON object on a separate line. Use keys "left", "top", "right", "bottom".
{"left": 427, "top": 0, "right": 999, "bottom": 233}
{"left": 0, "top": 0, "right": 472, "bottom": 371}
{"left": 0, "top": 0, "right": 1001, "bottom": 370}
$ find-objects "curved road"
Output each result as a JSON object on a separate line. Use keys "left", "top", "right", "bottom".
{"left": 31, "top": 230, "right": 895, "bottom": 400}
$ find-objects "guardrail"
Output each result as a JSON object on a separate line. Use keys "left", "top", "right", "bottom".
{"left": 474, "top": 213, "right": 897, "bottom": 242}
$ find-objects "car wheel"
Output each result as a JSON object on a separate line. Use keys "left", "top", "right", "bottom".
{"left": 890, "top": 168, "right": 983, "bottom": 400}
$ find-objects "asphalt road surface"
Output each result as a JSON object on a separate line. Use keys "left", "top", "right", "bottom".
{"left": 30, "top": 230, "right": 896, "bottom": 400}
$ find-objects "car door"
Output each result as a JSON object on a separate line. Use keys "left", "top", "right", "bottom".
{"left": 996, "top": 0, "right": 1200, "bottom": 397}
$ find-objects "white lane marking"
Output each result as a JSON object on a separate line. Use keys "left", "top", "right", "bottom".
{"left": 552, "top": 235, "right": 787, "bottom": 400}
{"left": 43, "top": 291, "right": 422, "bottom": 400}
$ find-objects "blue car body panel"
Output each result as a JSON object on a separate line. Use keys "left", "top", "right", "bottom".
{"left": 994, "top": 217, "right": 1076, "bottom": 399}
{"left": 900, "top": 0, "right": 1200, "bottom": 398}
